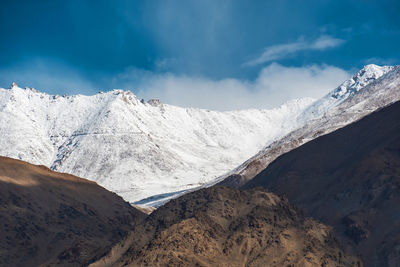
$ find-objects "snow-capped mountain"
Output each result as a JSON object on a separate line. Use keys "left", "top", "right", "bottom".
{"left": 0, "top": 84, "right": 314, "bottom": 203}
{"left": 218, "top": 64, "right": 400, "bottom": 188}
{"left": 1, "top": 64, "right": 397, "bottom": 206}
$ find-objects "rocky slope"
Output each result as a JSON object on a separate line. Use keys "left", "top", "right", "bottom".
{"left": 91, "top": 186, "right": 361, "bottom": 267}
{"left": 218, "top": 64, "right": 399, "bottom": 188}
{"left": 0, "top": 156, "right": 145, "bottom": 267}
{"left": 244, "top": 101, "right": 400, "bottom": 266}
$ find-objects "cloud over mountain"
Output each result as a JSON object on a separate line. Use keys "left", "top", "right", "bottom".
{"left": 129, "top": 63, "right": 349, "bottom": 110}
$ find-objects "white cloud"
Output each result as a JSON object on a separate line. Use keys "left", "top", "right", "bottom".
{"left": 311, "top": 35, "right": 345, "bottom": 49}
{"left": 118, "top": 63, "right": 350, "bottom": 111}
{"left": 245, "top": 35, "right": 345, "bottom": 66}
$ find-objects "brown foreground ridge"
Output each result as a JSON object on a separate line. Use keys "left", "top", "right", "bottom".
{"left": 244, "top": 101, "right": 400, "bottom": 266}
{"left": 0, "top": 156, "right": 145, "bottom": 267}
{"left": 96, "top": 186, "right": 360, "bottom": 267}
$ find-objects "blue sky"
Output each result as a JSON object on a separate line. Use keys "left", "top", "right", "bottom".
{"left": 0, "top": 0, "right": 399, "bottom": 110}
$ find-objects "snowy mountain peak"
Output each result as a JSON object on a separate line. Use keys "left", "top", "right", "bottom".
{"left": 331, "top": 64, "right": 394, "bottom": 100}
{"left": 300, "top": 64, "right": 396, "bottom": 121}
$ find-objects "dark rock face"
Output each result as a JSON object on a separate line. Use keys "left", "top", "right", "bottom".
{"left": 342, "top": 216, "right": 369, "bottom": 244}
{"left": 112, "top": 187, "right": 360, "bottom": 267}
{"left": 0, "top": 156, "right": 145, "bottom": 267}
{"left": 244, "top": 101, "right": 400, "bottom": 266}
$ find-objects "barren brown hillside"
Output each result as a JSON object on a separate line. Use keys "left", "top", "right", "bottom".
{"left": 0, "top": 156, "right": 145, "bottom": 267}
{"left": 105, "top": 187, "right": 361, "bottom": 267}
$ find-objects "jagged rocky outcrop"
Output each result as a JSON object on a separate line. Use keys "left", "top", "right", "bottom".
{"left": 147, "top": 99, "right": 162, "bottom": 107}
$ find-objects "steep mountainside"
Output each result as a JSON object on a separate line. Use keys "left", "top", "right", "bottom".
{"left": 219, "top": 64, "right": 399, "bottom": 188}
{"left": 0, "top": 84, "right": 313, "bottom": 203}
{"left": 91, "top": 187, "right": 361, "bottom": 267}
{"left": 0, "top": 156, "right": 145, "bottom": 267}
{"left": 244, "top": 101, "right": 400, "bottom": 266}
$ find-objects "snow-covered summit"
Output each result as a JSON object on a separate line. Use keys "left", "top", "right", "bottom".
{"left": 300, "top": 64, "right": 395, "bottom": 121}
{"left": 331, "top": 64, "right": 394, "bottom": 99}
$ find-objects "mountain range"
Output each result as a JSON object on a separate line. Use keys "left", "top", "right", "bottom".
{"left": 1, "top": 64, "right": 398, "bottom": 207}
{"left": 1, "top": 64, "right": 400, "bottom": 266}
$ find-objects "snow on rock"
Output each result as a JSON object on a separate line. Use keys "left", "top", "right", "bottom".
{"left": 147, "top": 99, "right": 162, "bottom": 107}
{"left": 300, "top": 64, "right": 394, "bottom": 121}
{"left": 0, "top": 85, "right": 314, "bottom": 203}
